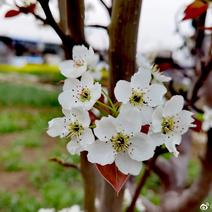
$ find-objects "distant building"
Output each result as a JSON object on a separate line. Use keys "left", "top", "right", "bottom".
{"left": 0, "top": 35, "right": 63, "bottom": 65}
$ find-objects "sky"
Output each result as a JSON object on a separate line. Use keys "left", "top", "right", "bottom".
{"left": 0, "top": 0, "right": 211, "bottom": 53}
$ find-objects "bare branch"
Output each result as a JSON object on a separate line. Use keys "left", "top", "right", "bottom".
{"left": 99, "top": 0, "right": 112, "bottom": 16}
{"left": 191, "top": 59, "right": 212, "bottom": 104}
{"left": 32, "top": 12, "right": 47, "bottom": 24}
{"left": 37, "top": 0, "right": 66, "bottom": 40}
{"left": 49, "top": 157, "right": 80, "bottom": 171}
{"left": 86, "top": 24, "right": 108, "bottom": 31}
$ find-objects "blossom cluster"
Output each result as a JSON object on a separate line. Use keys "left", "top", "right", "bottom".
{"left": 47, "top": 45, "right": 194, "bottom": 176}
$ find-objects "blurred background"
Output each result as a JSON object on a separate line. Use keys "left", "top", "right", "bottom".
{"left": 0, "top": 0, "right": 211, "bottom": 211}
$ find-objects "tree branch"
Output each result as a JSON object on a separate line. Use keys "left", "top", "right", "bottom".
{"left": 99, "top": 0, "right": 112, "bottom": 16}
{"left": 191, "top": 59, "right": 212, "bottom": 104}
{"left": 37, "top": 0, "right": 68, "bottom": 43}
{"left": 160, "top": 129, "right": 212, "bottom": 212}
{"left": 86, "top": 24, "right": 108, "bottom": 31}
{"left": 49, "top": 157, "right": 80, "bottom": 171}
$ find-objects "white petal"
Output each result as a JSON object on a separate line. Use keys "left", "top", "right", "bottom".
{"left": 73, "top": 45, "right": 88, "bottom": 60}
{"left": 163, "top": 134, "right": 182, "bottom": 157}
{"left": 59, "top": 60, "right": 87, "bottom": 78}
{"left": 173, "top": 110, "right": 194, "bottom": 134}
{"left": 87, "top": 51, "right": 99, "bottom": 67}
{"left": 47, "top": 117, "right": 66, "bottom": 137}
{"left": 117, "top": 104, "right": 142, "bottom": 134}
{"left": 128, "top": 134, "right": 156, "bottom": 161}
{"left": 81, "top": 72, "right": 94, "bottom": 88}
{"left": 58, "top": 90, "right": 79, "bottom": 110}
{"left": 138, "top": 106, "right": 154, "bottom": 125}
{"left": 131, "top": 68, "right": 151, "bottom": 89}
{"left": 145, "top": 84, "right": 166, "bottom": 107}
{"left": 63, "top": 78, "right": 80, "bottom": 91}
{"left": 90, "top": 82, "right": 102, "bottom": 101}
{"left": 115, "top": 152, "right": 142, "bottom": 175}
{"left": 152, "top": 106, "right": 163, "bottom": 133}
{"left": 70, "top": 108, "right": 91, "bottom": 127}
{"left": 149, "top": 133, "right": 164, "bottom": 146}
{"left": 136, "top": 54, "right": 152, "bottom": 69}
{"left": 94, "top": 116, "right": 116, "bottom": 141}
{"left": 114, "top": 80, "right": 132, "bottom": 103}
{"left": 163, "top": 95, "right": 184, "bottom": 116}
{"left": 87, "top": 141, "right": 115, "bottom": 165}
{"left": 66, "top": 140, "right": 82, "bottom": 155}
{"left": 79, "top": 128, "right": 95, "bottom": 147}
{"left": 153, "top": 72, "right": 171, "bottom": 82}
{"left": 202, "top": 121, "right": 210, "bottom": 131}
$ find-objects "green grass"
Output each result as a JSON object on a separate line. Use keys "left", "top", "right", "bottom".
{"left": 0, "top": 82, "right": 60, "bottom": 107}
{"left": 0, "top": 78, "right": 83, "bottom": 211}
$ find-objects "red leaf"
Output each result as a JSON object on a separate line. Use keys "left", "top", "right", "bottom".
{"left": 182, "top": 0, "right": 208, "bottom": 21}
{"left": 96, "top": 163, "right": 129, "bottom": 193}
{"left": 19, "top": 3, "right": 36, "bottom": 14}
{"left": 5, "top": 10, "right": 21, "bottom": 18}
{"left": 192, "top": 118, "right": 202, "bottom": 132}
{"left": 26, "top": 3, "right": 36, "bottom": 13}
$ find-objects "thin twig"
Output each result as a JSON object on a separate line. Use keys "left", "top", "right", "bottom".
{"left": 86, "top": 24, "right": 108, "bottom": 31}
{"left": 32, "top": 13, "right": 47, "bottom": 24}
{"left": 99, "top": 0, "right": 112, "bottom": 16}
{"left": 191, "top": 59, "right": 212, "bottom": 104}
{"left": 37, "top": 0, "right": 70, "bottom": 45}
{"left": 49, "top": 157, "right": 80, "bottom": 171}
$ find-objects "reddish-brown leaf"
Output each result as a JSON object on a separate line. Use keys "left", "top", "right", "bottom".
{"left": 183, "top": 0, "right": 208, "bottom": 21}
{"left": 5, "top": 10, "right": 21, "bottom": 18}
{"left": 96, "top": 163, "right": 129, "bottom": 193}
{"left": 19, "top": 3, "right": 36, "bottom": 14}
{"left": 192, "top": 118, "right": 202, "bottom": 132}
{"left": 26, "top": 3, "right": 36, "bottom": 13}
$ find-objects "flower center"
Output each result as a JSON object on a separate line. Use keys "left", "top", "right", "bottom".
{"left": 111, "top": 133, "right": 130, "bottom": 153}
{"left": 129, "top": 89, "right": 145, "bottom": 106}
{"left": 79, "top": 88, "right": 91, "bottom": 102}
{"left": 67, "top": 121, "right": 84, "bottom": 138}
{"left": 161, "top": 117, "right": 175, "bottom": 134}
{"left": 74, "top": 59, "right": 84, "bottom": 67}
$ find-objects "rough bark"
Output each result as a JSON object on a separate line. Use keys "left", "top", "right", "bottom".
{"left": 80, "top": 152, "right": 97, "bottom": 212}
{"left": 99, "top": 0, "right": 142, "bottom": 211}
{"left": 108, "top": 0, "right": 142, "bottom": 99}
{"left": 66, "top": 0, "right": 86, "bottom": 44}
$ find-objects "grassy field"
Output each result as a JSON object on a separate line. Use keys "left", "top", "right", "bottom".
{"left": 0, "top": 69, "right": 208, "bottom": 212}
{"left": 0, "top": 78, "right": 83, "bottom": 212}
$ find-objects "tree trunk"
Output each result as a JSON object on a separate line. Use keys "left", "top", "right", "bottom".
{"left": 99, "top": 0, "right": 142, "bottom": 211}
{"left": 108, "top": 0, "right": 142, "bottom": 99}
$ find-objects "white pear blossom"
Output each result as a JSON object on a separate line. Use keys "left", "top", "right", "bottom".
{"left": 58, "top": 72, "right": 101, "bottom": 110}
{"left": 151, "top": 95, "right": 194, "bottom": 157}
{"left": 137, "top": 54, "right": 171, "bottom": 83}
{"left": 87, "top": 107, "right": 156, "bottom": 175}
{"left": 47, "top": 108, "right": 94, "bottom": 154}
{"left": 114, "top": 69, "right": 167, "bottom": 124}
{"left": 202, "top": 106, "right": 212, "bottom": 131}
{"left": 59, "top": 45, "right": 98, "bottom": 78}
{"left": 89, "top": 62, "right": 108, "bottom": 81}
